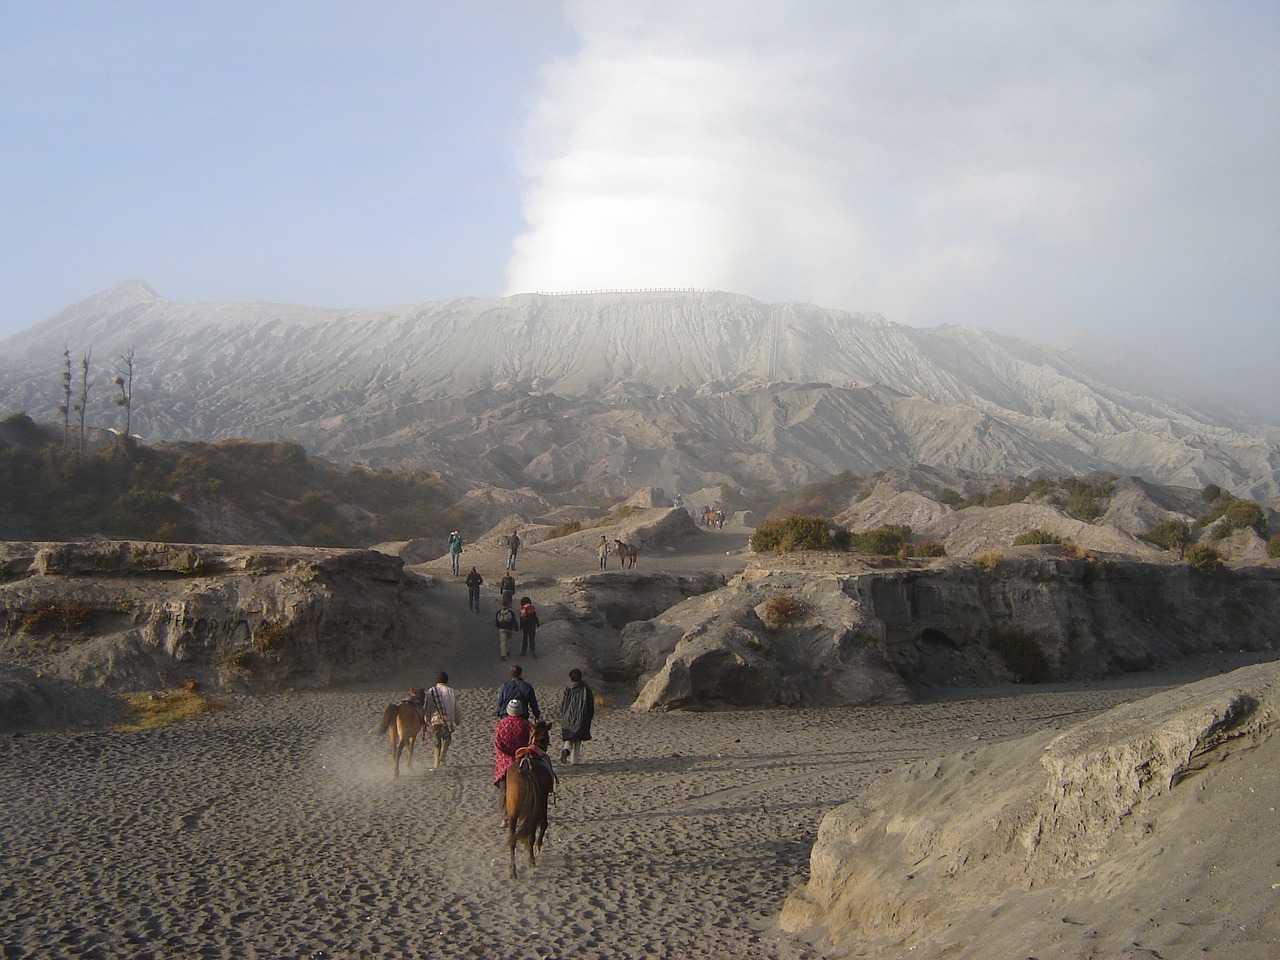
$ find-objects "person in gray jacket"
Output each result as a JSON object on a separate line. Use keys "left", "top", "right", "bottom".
{"left": 558, "top": 668, "right": 595, "bottom": 765}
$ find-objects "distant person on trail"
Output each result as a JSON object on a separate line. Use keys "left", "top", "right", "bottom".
{"left": 506, "top": 529, "right": 521, "bottom": 571}
{"left": 465, "top": 567, "right": 484, "bottom": 613}
{"left": 597, "top": 535, "right": 610, "bottom": 570}
{"left": 495, "top": 600, "right": 518, "bottom": 661}
{"left": 494, "top": 664, "right": 540, "bottom": 721}
{"left": 557, "top": 668, "right": 595, "bottom": 765}
{"left": 518, "top": 596, "right": 540, "bottom": 658}
{"left": 447, "top": 530, "right": 463, "bottom": 576}
{"left": 499, "top": 572, "right": 516, "bottom": 606}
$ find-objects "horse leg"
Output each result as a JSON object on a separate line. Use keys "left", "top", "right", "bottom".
{"left": 505, "top": 777, "right": 520, "bottom": 879}
{"left": 390, "top": 729, "right": 402, "bottom": 779}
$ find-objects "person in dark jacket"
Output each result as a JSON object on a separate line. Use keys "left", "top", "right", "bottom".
{"left": 518, "top": 595, "right": 540, "bottom": 658}
{"left": 494, "top": 664, "right": 541, "bottom": 720}
{"left": 558, "top": 668, "right": 595, "bottom": 765}
{"left": 498, "top": 572, "right": 516, "bottom": 607}
{"left": 465, "top": 567, "right": 484, "bottom": 613}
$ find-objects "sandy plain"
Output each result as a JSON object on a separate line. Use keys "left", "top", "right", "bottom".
{"left": 2, "top": 527, "right": 1275, "bottom": 959}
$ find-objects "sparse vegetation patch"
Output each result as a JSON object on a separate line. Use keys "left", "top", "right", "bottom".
{"left": 118, "top": 689, "right": 223, "bottom": 730}
{"left": 760, "top": 594, "right": 802, "bottom": 630}
{"left": 988, "top": 623, "right": 1050, "bottom": 683}
{"left": 1013, "top": 529, "right": 1061, "bottom": 546}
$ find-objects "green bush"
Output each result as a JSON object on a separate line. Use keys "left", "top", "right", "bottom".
{"left": 1013, "top": 529, "right": 1061, "bottom": 546}
{"left": 1201, "top": 483, "right": 1222, "bottom": 503}
{"left": 1221, "top": 500, "right": 1268, "bottom": 538}
{"left": 937, "top": 488, "right": 963, "bottom": 508}
{"left": 916, "top": 540, "right": 947, "bottom": 557}
{"left": 1143, "top": 519, "right": 1192, "bottom": 552}
{"left": 750, "top": 515, "right": 831, "bottom": 552}
{"left": 1185, "top": 544, "right": 1223, "bottom": 573}
{"left": 988, "top": 623, "right": 1050, "bottom": 683}
{"left": 1269, "top": 535, "right": 1280, "bottom": 559}
{"left": 848, "top": 524, "right": 912, "bottom": 555}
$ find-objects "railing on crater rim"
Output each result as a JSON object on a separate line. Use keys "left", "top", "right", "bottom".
{"left": 526, "top": 288, "right": 720, "bottom": 296}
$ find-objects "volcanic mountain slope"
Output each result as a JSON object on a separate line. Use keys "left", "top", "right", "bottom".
{"left": 0, "top": 282, "right": 1276, "bottom": 499}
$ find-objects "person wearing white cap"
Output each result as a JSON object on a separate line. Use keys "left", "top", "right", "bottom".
{"left": 493, "top": 698, "right": 531, "bottom": 788}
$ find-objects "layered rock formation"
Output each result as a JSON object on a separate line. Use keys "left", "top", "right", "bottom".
{"left": 0, "top": 540, "right": 436, "bottom": 706}
{"left": 779, "top": 659, "right": 1280, "bottom": 958}
{"left": 622, "top": 553, "right": 1280, "bottom": 710}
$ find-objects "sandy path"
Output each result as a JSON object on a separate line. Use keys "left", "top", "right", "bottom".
{"left": 0, "top": 668, "right": 1215, "bottom": 960}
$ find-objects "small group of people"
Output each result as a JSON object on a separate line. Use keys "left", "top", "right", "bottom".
{"left": 699, "top": 505, "right": 726, "bottom": 528}
{"left": 408, "top": 665, "right": 597, "bottom": 781}
{"left": 495, "top": 592, "right": 539, "bottom": 660}
{"left": 492, "top": 664, "right": 596, "bottom": 788}
{"left": 450, "top": 525, "right": 517, "bottom": 585}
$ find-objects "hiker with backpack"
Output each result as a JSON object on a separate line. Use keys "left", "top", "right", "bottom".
{"left": 518, "top": 595, "right": 540, "bottom": 658}
{"left": 495, "top": 599, "right": 519, "bottom": 661}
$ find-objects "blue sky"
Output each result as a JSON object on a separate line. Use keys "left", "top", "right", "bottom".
{"left": 2, "top": 1, "right": 1277, "bottom": 403}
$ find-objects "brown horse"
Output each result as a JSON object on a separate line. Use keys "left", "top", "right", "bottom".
{"left": 504, "top": 718, "right": 554, "bottom": 878}
{"left": 376, "top": 687, "right": 425, "bottom": 778}
{"left": 614, "top": 539, "right": 639, "bottom": 569}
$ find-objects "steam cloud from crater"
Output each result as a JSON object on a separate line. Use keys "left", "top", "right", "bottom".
{"left": 503, "top": 1, "right": 1279, "bottom": 364}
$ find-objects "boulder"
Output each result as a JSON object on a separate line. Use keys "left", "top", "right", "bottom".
{"left": 779, "top": 659, "right": 1280, "bottom": 959}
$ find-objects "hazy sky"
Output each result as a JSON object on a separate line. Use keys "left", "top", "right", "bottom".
{"left": 2, "top": 1, "right": 1277, "bottom": 390}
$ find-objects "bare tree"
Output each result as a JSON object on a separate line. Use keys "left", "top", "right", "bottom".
{"left": 114, "top": 346, "right": 135, "bottom": 442}
{"left": 73, "top": 349, "right": 92, "bottom": 455}
{"left": 59, "top": 344, "right": 72, "bottom": 447}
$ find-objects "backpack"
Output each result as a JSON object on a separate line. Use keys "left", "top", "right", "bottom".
{"left": 496, "top": 607, "right": 517, "bottom": 629}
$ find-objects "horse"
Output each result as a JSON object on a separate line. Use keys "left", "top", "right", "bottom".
{"left": 504, "top": 718, "right": 554, "bottom": 879}
{"left": 614, "top": 539, "right": 639, "bottom": 569}
{"left": 375, "top": 687, "right": 426, "bottom": 779}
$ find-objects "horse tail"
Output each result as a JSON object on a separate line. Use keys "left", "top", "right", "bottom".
{"left": 376, "top": 703, "right": 397, "bottom": 735}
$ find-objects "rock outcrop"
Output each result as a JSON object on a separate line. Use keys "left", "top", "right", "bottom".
{"left": 778, "top": 659, "right": 1280, "bottom": 959}
{"left": 0, "top": 540, "right": 438, "bottom": 696}
{"left": 624, "top": 553, "right": 1280, "bottom": 710}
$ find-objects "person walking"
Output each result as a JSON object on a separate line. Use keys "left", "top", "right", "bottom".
{"left": 495, "top": 600, "right": 518, "bottom": 661}
{"left": 498, "top": 571, "right": 516, "bottom": 607}
{"left": 506, "top": 529, "right": 521, "bottom": 571}
{"left": 426, "top": 672, "right": 462, "bottom": 768}
{"left": 518, "top": 596, "right": 540, "bottom": 658}
{"left": 558, "top": 668, "right": 595, "bottom": 765}
{"left": 596, "top": 534, "right": 610, "bottom": 570}
{"left": 447, "top": 530, "right": 463, "bottom": 576}
{"left": 465, "top": 566, "right": 484, "bottom": 613}
{"left": 494, "top": 664, "right": 541, "bottom": 721}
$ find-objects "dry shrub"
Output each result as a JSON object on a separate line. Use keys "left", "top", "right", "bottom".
{"left": 118, "top": 689, "right": 223, "bottom": 731}
{"left": 975, "top": 551, "right": 1003, "bottom": 572}
{"left": 20, "top": 599, "right": 94, "bottom": 633}
{"left": 761, "top": 594, "right": 801, "bottom": 630}
{"left": 988, "top": 623, "right": 1050, "bottom": 683}
{"left": 541, "top": 519, "right": 583, "bottom": 541}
